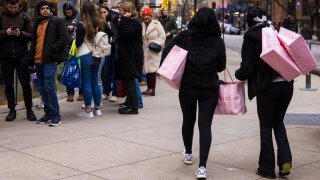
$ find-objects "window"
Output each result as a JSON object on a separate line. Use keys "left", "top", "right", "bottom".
{"left": 302, "top": 0, "right": 309, "bottom": 16}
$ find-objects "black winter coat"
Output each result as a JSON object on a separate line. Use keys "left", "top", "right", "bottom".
{"left": 235, "top": 23, "right": 285, "bottom": 100}
{"left": 0, "top": 4, "right": 33, "bottom": 59}
{"left": 30, "top": 15, "right": 68, "bottom": 64}
{"left": 162, "top": 9, "right": 226, "bottom": 90}
{"left": 116, "top": 17, "right": 143, "bottom": 80}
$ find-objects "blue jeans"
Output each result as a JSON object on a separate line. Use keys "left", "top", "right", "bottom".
{"left": 80, "top": 54, "right": 101, "bottom": 108}
{"left": 36, "top": 63, "right": 60, "bottom": 117}
{"left": 102, "top": 55, "right": 118, "bottom": 96}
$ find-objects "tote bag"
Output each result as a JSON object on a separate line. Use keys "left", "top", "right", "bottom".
{"left": 277, "top": 27, "right": 317, "bottom": 75}
{"left": 157, "top": 45, "right": 187, "bottom": 90}
{"left": 260, "top": 27, "right": 301, "bottom": 81}
{"left": 215, "top": 69, "right": 247, "bottom": 115}
{"left": 61, "top": 40, "right": 81, "bottom": 88}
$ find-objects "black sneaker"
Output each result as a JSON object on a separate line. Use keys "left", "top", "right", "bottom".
{"left": 255, "top": 169, "right": 276, "bottom": 179}
{"left": 27, "top": 110, "right": 37, "bottom": 121}
{"left": 37, "top": 114, "right": 51, "bottom": 124}
{"left": 5, "top": 111, "right": 16, "bottom": 121}
{"left": 49, "top": 116, "right": 61, "bottom": 127}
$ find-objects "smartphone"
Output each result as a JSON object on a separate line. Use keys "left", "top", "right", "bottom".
{"left": 11, "top": 26, "right": 17, "bottom": 30}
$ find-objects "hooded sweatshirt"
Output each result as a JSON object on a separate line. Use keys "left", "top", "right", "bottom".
{"left": 62, "top": 2, "right": 80, "bottom": 41}
{"left": 163, "top": 7, "right": 226, "bottom": 90}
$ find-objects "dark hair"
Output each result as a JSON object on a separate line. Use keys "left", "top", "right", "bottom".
{"left": 5, "top": 0, "right": 19, "bottom": 4}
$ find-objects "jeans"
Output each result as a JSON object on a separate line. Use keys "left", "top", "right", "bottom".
{"left": 66, "top": 85, "right": 83, "bottom": 96}
{"left": 98, "top": 57, "right": 105, "bottom": 95}
{"left": 1, "top": 56, "right": 33, "bottom": 111}
{"left": 102, "top": 55, "right": 118, "bottom": 96}
{"left": 36, "top": 63, "right": 60, "bottom": 117}
{"left": 80, "top": 54, "right": 101, "bottom": 108}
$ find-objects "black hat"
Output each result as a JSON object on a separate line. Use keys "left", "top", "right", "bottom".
{"left": 36, "top": 0, "right": 53, "bottom": 16}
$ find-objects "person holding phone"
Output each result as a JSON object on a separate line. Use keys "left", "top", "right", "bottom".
{"left": 0, "top": 0, "right": 36, "bottom": 122}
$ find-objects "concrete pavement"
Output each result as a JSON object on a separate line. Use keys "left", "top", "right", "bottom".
{"left": 0, "top": 49, "right": 319, "bottom": 180}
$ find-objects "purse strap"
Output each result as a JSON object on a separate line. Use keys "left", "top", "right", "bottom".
{"left": 223, "top": 68, "right": 234, "bottom": 82}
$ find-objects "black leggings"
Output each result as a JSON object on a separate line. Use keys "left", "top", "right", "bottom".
{"left": 179, "top": 83, "right": 219, "bottom": 167}
{"left": 256, "top": 81, "right": 293, "bottom": 175}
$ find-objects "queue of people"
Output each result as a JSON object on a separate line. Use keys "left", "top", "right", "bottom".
{"left": 0, "top": 0, "right": 294, "bottom": 179}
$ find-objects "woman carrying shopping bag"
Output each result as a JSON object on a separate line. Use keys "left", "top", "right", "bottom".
{"left": 235, "top": 7, "right": 293, "bottom": 179}
{"left": 162, "top": 7, "right": 226, "bottom": 179}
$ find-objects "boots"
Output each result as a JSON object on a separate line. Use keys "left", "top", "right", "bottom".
{"left": 142, "top": 88, "right": 155, "bottom": 96}
{"left": 5, "top": 110, "right": 16, "bottom": 121}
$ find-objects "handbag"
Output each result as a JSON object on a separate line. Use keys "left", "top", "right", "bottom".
{"left": 277, "top": 27, "right": 317, "bottom": 75}
{"left": 260, "top": 27, "right": 301, "bottom": 81}
{"left": 61, "top": 40, "right": 81, "bottom": 88}
{"left": 148, "top": 42, "right": 161, "bottom": 53}
{"left": 157, "top": 45, "right": 188, "bottom": 90}
{"left": 215, "top": 69, "right": 247, "bottom": 115}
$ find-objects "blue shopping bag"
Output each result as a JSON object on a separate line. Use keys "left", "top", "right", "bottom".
{"left": 61, "top": 40, "right": 81, "bottom": 88}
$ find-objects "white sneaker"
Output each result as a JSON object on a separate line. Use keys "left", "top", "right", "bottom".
{"left": 183, "top": 150, "right": 193, "bottom": 165}
{"left": 109, "top": 96, "right": 118, "bottom": 102}
{"left": 93, "top": 109, "right": 102, "bottom": 116}
{"left": 195, "top": 166, "right": 207, "bottom": 179}
{"left": 75, "top": 111, "right": 94, "bottom": 118}
{"left": 34, "top": 98, "right": 44, "bottom": 109}
{"left": 102, "top": 94, "right": 109, "bottom": 100}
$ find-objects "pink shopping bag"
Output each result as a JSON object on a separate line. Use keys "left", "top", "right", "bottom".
{"left": 260, "top": 27, "right": 301, "bottom": 81}
{"left": 157, "top": 45, "right": 187, "bottom": 90}
{"left": 277, "top": 27, "right": 317, "bottom": 75}
{"left": 215, "top": 70, "right": 247, "bottom": 115}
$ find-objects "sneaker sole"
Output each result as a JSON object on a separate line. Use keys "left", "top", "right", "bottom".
{"left": 184, "top": 160, "right": 193, "bottom": 165}
{"left": 49, "top": 122, "right": 61, "bottom": 126}
{"left": 37, "top": 120, "right": 51, "bottom": 124}
{"left": 195, "top": 174, "right": 206, "bottom": 179}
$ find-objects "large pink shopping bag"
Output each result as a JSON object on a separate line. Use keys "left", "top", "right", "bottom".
{"left": 157, "top": 45, "right": 188, "bottom": 90}
{"left": 277, "top": 27, "right": 317, "bottom": 75}
{"left": 260, "top": 27, "right": 301, "bottom": 81}
{"left": 215, "top": 70, "right": 247, "bottom": 115}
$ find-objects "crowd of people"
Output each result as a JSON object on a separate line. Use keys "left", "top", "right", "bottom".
{"left": 0, "top": 0, "right": 294, "bottom": 179}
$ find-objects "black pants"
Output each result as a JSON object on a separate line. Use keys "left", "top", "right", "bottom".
{"left": 256, "top": 81, "right": 293, "bottom": 175}
{"left": 1, "top": 57, "right": 33, "bottom": 111}
{"left": 123, "top": 78, "right": 138, "bottom": 109}
{"left": 179, "top": 83, "right": 219, "bottom": 167}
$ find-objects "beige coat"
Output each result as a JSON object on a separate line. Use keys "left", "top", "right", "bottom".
{"left": 142, "top": 20, "right": 166, "bottom": 73}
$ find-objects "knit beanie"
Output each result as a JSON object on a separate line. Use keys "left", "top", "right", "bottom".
{"left": 142, "top": 8, "right": 153, "bottom": 17}
{"left": 36, "top": 0, "right": 53, "bottom": 16}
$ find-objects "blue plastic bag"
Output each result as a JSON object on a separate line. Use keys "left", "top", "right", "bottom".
{"left": 61, "top": 41, "right": 81, "bottom": 87}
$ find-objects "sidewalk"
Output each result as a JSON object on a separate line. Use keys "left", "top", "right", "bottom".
{"left": 0, "top": 49, "right": 319, "bottom": 180}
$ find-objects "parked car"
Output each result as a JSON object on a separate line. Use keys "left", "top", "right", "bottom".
{"left": 222, "top": 23, "right": 241, "bottom": 35}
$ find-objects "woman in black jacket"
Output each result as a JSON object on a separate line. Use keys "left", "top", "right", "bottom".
{"left": 162, "top": 7, "right": 226, "bottom": 179}
{"left": 235, "top": 7, "right": 293, "bottom": 179}
{"left": 116, "top": 1, "right": 143, "bottom": 114}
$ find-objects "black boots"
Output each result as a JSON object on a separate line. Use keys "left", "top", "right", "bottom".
{"left": 5, "top": 110, "right": 37, "bottom": 121}
{"left": 5, "top": 111, "right": 16, "bottom": 121}
{"left": 27, "top": 110, "right": 37, "bottom": 121}
{"left": 142, "top": 88, "right": 155, "bottom": 96}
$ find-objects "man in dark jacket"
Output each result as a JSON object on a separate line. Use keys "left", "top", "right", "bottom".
{"left": 62, "top": 2, "right": 83, "bottom": 102}
{"left": 0, "top": 0, "right": 36, "bottom": 121}
{"left": 30, "top": 0, "right": 68, "bottom": 126}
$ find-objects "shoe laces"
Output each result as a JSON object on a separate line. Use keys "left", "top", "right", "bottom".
{"left": 196, "top": 166, "right": 207, "bottom": 175}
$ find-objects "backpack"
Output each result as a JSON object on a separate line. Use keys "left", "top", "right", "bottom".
{"left": 92, "top": 31, "right": 111, "bottom": 57}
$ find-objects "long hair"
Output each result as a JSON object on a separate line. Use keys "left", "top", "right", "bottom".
{"left": 81, "top": 2, "right": 106, "bottom": 42}
{"left": 119, "top": 1, "right": 137, "bottom": 18}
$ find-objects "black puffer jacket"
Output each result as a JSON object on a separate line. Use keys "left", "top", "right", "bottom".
{"left": 235, "top": 23, "right": 283, "bottom": 100}
{"left": 0, "top": 3, "right": 33, "bottom": 59}
{"left": 163, "top": 7, "right": 226, "bottom": 90}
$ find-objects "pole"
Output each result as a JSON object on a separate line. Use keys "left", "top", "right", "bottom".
{"left": 194, "top": 0, "right": 197, "bottom": 15}
{"left": 300, "top": 42, "right": 317, "bottom": 91}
